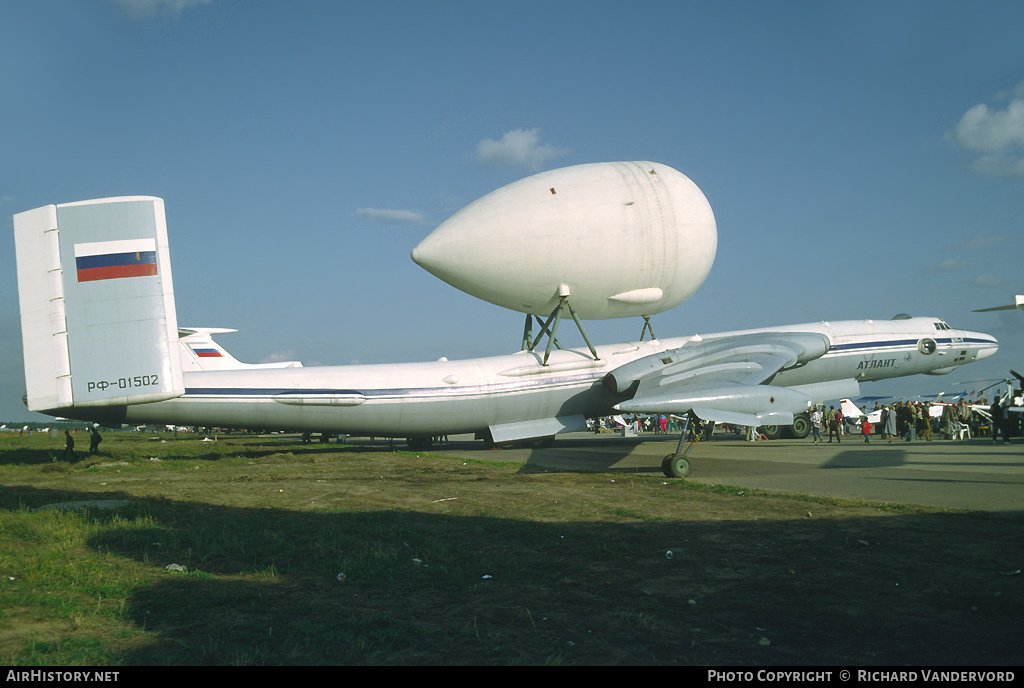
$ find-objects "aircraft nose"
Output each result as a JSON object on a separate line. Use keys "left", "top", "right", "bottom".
{"left": 970, "top": 332, "right": 999, "bottom": 361}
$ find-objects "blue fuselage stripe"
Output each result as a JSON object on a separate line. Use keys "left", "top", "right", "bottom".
{"left": 827, "top": 337, "right": 990, "bottom": 353}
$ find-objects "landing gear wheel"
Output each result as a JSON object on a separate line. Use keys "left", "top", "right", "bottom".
{"left": 788, "top": 413, "right": 811, "bottom": 440}
{"left": 662, "top": 454, "right": 691, "bottom": 478}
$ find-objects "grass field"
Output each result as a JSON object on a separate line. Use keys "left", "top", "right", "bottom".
{"left": 0, "top": 431, "right": 1021, "bottom": 666}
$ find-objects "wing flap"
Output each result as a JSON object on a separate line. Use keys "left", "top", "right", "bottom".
{"left": 488, "top": 415, "right": 589, "bottom": 443}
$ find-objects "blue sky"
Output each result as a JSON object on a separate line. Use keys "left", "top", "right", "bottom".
{"left": 2, "top": 0, "right": 1023, "bottom": 421}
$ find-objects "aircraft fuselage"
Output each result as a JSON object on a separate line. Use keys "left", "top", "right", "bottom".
{"left": 66, "top": 316, "right": 997, "bottom": 441}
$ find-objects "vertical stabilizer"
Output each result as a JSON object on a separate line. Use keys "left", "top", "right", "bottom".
{"left": 13, "top": 197, "right": 184, "bottom": 412}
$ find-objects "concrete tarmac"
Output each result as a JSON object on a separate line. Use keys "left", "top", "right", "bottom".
{"left": 359, "top": 431, "right": 1024, "bottom": 512}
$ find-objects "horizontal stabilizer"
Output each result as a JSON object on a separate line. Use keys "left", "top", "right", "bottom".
{"left": 14, "top": 197, "right": 184, "bottom": 411}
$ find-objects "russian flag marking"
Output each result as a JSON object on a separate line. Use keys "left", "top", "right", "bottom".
{"left": 74, "top": 239, "right": 158, "bottom": 282}
{"left": 192, "top": 348, "right": 224, "bottom": 358}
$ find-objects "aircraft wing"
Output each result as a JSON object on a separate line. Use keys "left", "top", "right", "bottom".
{"left": 973, "top": 295, "right": 1024, "bottom": 312}
{"left": 609, "top": 331, "right": 856, "bottom": 427}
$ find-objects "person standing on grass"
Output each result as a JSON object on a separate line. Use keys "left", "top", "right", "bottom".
{"left": 89, "top": 426, "right": 103, "bottom": 454}
{"left": 63, "top": 430, "right": 75, "bottom": 462}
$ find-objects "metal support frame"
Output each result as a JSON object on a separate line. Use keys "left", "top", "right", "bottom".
{"left": 522, "top": 311, "right": 563, "bottom": 358}
{"left": 567, "top": 300, "right": 599, "bottom": 361}
{"left": 522, "top": 296, "right": 601, "bottom": 366}
{"left": 521, "top": 313, "right": 535, "bottom": 351}
{"left": 542, "top": 298, "right": 565, "bottom": 365}
{"left": 640, "top": 315, "right": 656, "bottom": 341}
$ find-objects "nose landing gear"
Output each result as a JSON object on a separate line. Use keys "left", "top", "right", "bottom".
{"left": 662, "top": 415, "right": 698, "bottom": 478}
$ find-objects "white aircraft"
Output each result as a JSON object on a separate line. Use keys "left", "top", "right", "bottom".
{"left": 12, "top": 171, "right": 999, "bottom": 478}
{"left": 840, "top": 399, "right": 883, "bottom": 426}
{"left": 840, "top": 394, "right": 964, "bottom": 426}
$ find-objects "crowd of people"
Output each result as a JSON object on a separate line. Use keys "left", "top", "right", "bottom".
{"left": 597, "top": 392, "right": 1022, "bottom": 446}
{"left": 591, "top": 414, "right": 679, "bottom": 434}
{"left": 811, "top": 396, "right": 1020, "bottom": 445}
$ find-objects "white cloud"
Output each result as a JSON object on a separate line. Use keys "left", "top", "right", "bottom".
{"left": 958, "top": 235, "right": 1005, "bottom": 250}
{"left": 971, "top": 274, "right": 1005, "bottom": 287}
{"left": 994, "top": 80, "right": 1024, "bottom": 103}
{"left": 933, "top": 259, "right": 964, "bottom": 272}
{"left": 952, "top": 81, "right": 1024, "bottom": 178}
{"left": 259, "top": 351, "right": 298, "bottom": 365}
{"left": 356, "top": 208, "right": 426, "bottom": 224}
{"left": 476, "top": 128, "right": 567, "bottom": 170}
{"left": 967, "top": 154, "right": 1024, "bottom": 178}
{"left": 110, "top": 0, "right": 212, "bottom": 19}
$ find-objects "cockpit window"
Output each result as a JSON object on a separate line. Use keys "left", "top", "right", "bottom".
{"left": 933, "top": 321, "right": 951, "bottom": 331}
